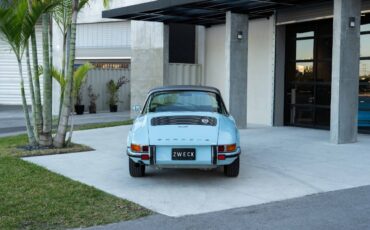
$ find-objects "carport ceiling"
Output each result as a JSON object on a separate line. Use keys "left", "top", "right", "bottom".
{"left": 102, "top": 0, "right": 332, "bottom": 26}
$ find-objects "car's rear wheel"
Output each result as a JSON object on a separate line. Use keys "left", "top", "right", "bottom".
{"left": 129, "top": 158, "right": 145, "bottom": 177}
{"left": 224, "top": 157, "right": 239, "bottom": 177}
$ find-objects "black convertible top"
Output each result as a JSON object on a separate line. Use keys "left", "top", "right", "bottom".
{"left": 148, "top": 85, "right": 221, "bottom": 95}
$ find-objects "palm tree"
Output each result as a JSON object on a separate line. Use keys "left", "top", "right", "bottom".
{"left": 53, "top": 0, "right": 79, "bottom": 147}
{"left": 0, "top": 0, "right": 58, "bottom": 145}
{"left": 27, "top": 0, "right": 43, "bottom": 141}
{"left": 0, "top": 0, "right": 50, "bottom": 145}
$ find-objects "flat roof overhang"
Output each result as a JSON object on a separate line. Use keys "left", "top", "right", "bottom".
{"left": 102, "top": 0, "right": 332, "bottom": 26}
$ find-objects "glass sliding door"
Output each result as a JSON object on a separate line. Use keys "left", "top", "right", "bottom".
{"left": 284, "top": 20, "right": 332, "bottom": 129}
{"left": 359, "top": 17, "right": 370, "bottom": 133}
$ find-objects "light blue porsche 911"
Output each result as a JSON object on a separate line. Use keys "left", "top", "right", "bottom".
{"left": 127, "top": 85, "right": 240, "bottom": 177}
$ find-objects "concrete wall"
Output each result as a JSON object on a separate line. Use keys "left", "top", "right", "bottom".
{"left": 130, "top": 21, "right": 164, "bottom": 108}
{"left": 204, "top": 17, "right": 275, "bottom": 126}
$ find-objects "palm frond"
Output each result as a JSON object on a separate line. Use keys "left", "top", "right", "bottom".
{"left": 52, "top": 67, "right": 66, "bottom": 90}
{"left": 0, "top": 0, "right": 58, "bottom": 60}
{"left": 103, "top": 0, "right": 110, "bottom": 9}
{"left": 73, "top": 62, "right": 94, "bottom": 99}
{"left": 53, "top": 0, "right": 72, "bottom": 34}
{"left": 78, "top": 0, "right": 89, "bottom": 11}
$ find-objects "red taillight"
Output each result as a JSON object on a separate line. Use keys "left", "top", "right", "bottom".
{"left": 142, "top": 145, "right": 149, "bottom": 152}
{"left": 217, "top": 145, "right": 225, "bottom": 152}
{"left": 218, "top": 155, "right": 226, "bottom": 160}
{"left": 141, "top": 154, "right": 150, "bottom": 160}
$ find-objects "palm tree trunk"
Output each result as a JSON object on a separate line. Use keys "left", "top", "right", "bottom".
{"left": 40, "top": 13, "right": 52, "bottom": 146}
{"left": 54, "top": 0, "right": 79, "bottom": 148}
{"left": 28, "top": 0, "right": 43, "bottom": 139}
{"left": 57, "top": 33, "right": 67, "bottom": 127}
{"left": 18, "top": 60, "right": 36, "bottom": 145}
{"left": 25, "top": 45, "right": 39, "bottom": 141}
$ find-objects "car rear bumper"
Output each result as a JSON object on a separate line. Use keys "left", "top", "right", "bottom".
{"left": 127, "top": 146, "right": 240, "bottom": 167}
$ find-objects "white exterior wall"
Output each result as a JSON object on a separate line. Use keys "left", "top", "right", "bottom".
{"left": 204, "top": 25, "right": 227, "bottom": 106}
{"left": 247, "top": 17, "right": 275, "bottom": 126}
{"left": 0, "top": 25, "right": 43, "bottom": 105}
{"left": 204, "top": 17, "right": 275, "bottom": 126}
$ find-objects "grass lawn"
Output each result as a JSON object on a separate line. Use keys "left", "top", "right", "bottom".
{"left": 0, "top": 119, "right": 152, "bottom": 229}
{"left": 75, "top": 119, "right": 133, "bottom": 131}
{"left": 0, "top": 120, "right": 133, "bottom": 158}
{"left": 0, "top": 134, "right": 93, "bottom": 158}
{"left": 0, "top": 157, "right": 151, "bottom": 229}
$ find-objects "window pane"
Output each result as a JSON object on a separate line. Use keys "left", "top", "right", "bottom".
{"left": 358, "top": 87, "right": 370, "bottom": 131}
{"left": 359, "top": 61, "right": 370, "bottom": 131}
{"left": 290, "top": 85, "right": 314, "bottom": 105}
{"left": 296, "top": 39, "right": 314, "bottom": 60}
{"left": 297, "top": 31, "right": 314, "bottom": 38}
{"left": 316, "top": 108, "right": 330, "bottom": 127}
{"left": 360, "top": 60, "right": 370, "bottom": 79}
{"left": 317, "top": 61, "right": 332, "bottom": 82}
{"left": 148, "top": 91, "right": 223, "bottom": 113}
{"left": 361, "top": 23, "right": 370, "bottom": 32}
{"left": 290, "top": 106, "right": 314, "bottom": 125}
{"left": 316, "top": 84, "right": 331, "bottom": 106}
{"left": 317, "top": 37, "right": 332, "bottom": 60}
{"left": 296, "top": 62, "right": 314, "bottom": 81}
{"left": 360, "top": 34, "right": 370, "bottom": 57}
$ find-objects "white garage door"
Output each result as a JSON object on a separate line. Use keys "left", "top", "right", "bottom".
{"left": 0, "top": 25, "right": 42, "bottom": 105}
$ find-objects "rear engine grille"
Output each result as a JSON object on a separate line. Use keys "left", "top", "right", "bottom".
{"left": 151, "top": 116, "right": 217, "bottom": 126}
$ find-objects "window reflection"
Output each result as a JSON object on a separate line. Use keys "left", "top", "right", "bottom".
{"left": 296, "top": 39, "right": 314, "bottom": 60}
{"left": 296, "top": 31, "right": 314, "bottom": 38}
{"left": 361, "top": 23, "right": 370, "bottom": 32}
{"left": 359, "top": 59, "right": 370, "bottom": 131}
{"left": 360, "top": 34, "right": 370, "bottom": 57}
{"left": 295, "top": 62, "right": 314, "bottom": 80}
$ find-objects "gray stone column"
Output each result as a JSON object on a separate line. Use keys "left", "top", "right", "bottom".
{"left": 130, "top": 21, "right": 164, "bottom": 116}
{"left": 274, "top": 24, "right": 286, "bottom": 126}
{"left": 330, "top": 0, "right": 361, "bottom": 144}
{"left": 163, "top": 24, "right": 170, "bottom": 86}
{"left": 225, "top": 12, "right": 249, "bottom": 129}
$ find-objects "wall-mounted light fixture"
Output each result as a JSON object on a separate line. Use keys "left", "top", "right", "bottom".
{"left": 237, "top": 31, "right": 243, "bottom": 40}
{"left": 349, "top": 17, "right": 356, "bottom": 28}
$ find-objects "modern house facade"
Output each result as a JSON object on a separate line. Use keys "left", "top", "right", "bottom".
{"left": 103, "top": 0, "right": 370, "bottom": 144}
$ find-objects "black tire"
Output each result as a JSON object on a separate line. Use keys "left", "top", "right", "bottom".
{"left": 224, "top": 157, "right": 239, "bottom": 177}
{"left": 129, "top": 158, "right": 145, "bottom": 177}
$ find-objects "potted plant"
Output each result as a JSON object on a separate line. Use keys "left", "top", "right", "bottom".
{"left": 73, "top": 62, "right": 94, "bottom": 115}
{"left": 88, "top": 85, "right": 99, "bottom": 114}
{"left": 106, "top": 76, "right": 129, "bottom": 112}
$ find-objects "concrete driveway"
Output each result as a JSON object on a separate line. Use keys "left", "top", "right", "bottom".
{"left": 25, "top": 125, "right": 370, "bottom": 217}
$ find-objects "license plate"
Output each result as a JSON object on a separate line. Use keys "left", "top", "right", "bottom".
{"left": 172, "top": 148, "right": 196, "bottom": 160}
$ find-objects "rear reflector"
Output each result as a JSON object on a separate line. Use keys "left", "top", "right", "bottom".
{"left": 226, "top": 144, "right": 237, "bottom": 152}
{"left": 141, "top": 154, "right": 150, "bottom": 160}
{"left": 218, "top": 155, "right": 226, "bottom": 160}
{"left": 131, "top": 144, "right": 141, "bottom": 152}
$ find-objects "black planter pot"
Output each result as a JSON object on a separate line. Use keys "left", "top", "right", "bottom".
{"left": 109, "top": 105, "right": 118, "bottom": 112}
{"left": 89, "top": 105, "right": 97, "bottom": 114}
{"left": 74, "top": 105, "right": 85, "bottom": 115}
